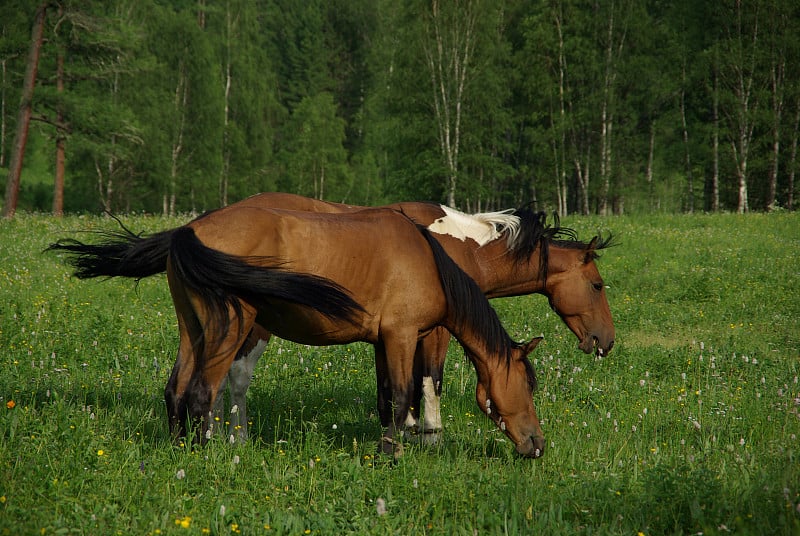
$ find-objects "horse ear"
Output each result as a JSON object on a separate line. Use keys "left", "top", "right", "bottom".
{"left": 583, "top": 236, "right": 600, "bottom": 264}
{"left": 523, "top": 337, "right": 543, "bottom": 356}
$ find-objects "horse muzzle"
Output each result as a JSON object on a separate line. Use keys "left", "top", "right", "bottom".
{"left": 516, "top": 435, "right": 546, "bottom": 458}
{"left": 580, "top": 334, "right": 614, "bottom": 357}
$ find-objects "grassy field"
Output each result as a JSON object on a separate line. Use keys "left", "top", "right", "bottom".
{"left": 1, "top": 211, "right": 798, "bottom": 535}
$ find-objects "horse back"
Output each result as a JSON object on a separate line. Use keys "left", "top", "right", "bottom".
{"left": 235, "top": 193, "right": 483, "bottom": 278}
{"left": 186, "top": 205, "right": 448, "bottom": 342}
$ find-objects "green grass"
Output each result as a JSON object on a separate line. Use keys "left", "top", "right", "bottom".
{"left": 1, "top": 212, "right": 798, "bottom": 535}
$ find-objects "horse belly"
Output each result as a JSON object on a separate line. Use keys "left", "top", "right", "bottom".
{"left": 255, "top": 304, "right": 375, "bottom": 346}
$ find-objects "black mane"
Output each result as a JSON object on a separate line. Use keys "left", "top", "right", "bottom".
{"left": 509, "top": 206, "right": 614, "bottom": 283}
{"left": 415, "top": 225, "right": 523, "bottom": 366}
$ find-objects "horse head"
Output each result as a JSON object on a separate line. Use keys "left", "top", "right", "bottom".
{"left": 545, "top": 237, "right": 615, "bottom": 356}
{"left": 474, "top": 338, "right": 545, "bottom": 458}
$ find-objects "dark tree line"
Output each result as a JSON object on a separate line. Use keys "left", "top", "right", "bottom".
{"left": 2, "top": 0, "right": 799, "bottom": 217}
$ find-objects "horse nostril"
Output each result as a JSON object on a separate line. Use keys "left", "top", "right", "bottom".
{"left": 532, "top": 436, "right": 546, "bottom": 458}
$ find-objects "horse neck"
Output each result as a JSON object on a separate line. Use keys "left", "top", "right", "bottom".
{"left": 472, "top": 238, "right": 547, "bottom": 298}
{"left": 450, "top": 327, "right": 511, "bottom": 378}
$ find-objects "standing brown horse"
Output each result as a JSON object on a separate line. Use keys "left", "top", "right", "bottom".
{"left": 165, "top": 206, "right": 544, "bottom": 456}
{"left": 217, "top": 193, "right": 614, "bottom": 441}
{"left": 48, "top": 193, "right": 615, "bottom": 444}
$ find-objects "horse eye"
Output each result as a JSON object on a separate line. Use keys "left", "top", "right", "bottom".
{"left": 593, "top": 282, "right": 603, "bottom": 291}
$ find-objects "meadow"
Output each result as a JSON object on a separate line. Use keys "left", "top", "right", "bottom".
{"left": 0, "top": 211, "right": 798, "bottom": 535}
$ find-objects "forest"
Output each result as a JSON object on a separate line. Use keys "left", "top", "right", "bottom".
{"left": 1, "top": 0, "right": 799, "bottom": 216}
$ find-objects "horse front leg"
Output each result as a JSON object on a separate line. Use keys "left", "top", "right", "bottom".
{"left": 419, "top": 326, "right": 449, "bottom": 444}
{"left": 376, "top": 332, "right": 416, "bottom": 459}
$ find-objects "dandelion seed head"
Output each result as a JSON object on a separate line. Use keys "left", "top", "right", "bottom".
{"left": 376, "top": 497, "right": 388, "bottom": 516}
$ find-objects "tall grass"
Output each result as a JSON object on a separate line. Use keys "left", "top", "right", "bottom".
{"left": 1, "top": 212, "right": 798, "bottom": 535}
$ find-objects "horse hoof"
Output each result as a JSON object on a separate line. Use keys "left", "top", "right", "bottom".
{"left": 379, "top": 436, "right": 404, "bottom": 459}
{"left": 421, "top": 429, "right": 442, "bottom": 446}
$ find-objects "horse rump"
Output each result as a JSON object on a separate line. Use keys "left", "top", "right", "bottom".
{"left": 168, "top": 226, "right": 365, "bottom": 343}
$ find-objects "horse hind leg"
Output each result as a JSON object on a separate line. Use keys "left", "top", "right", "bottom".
{"left": 402, "top": 340, "right": 425, "bottom": 435}
{"left": 165, "top": 272, "right": 205, "bottom": 440}
{"left": 225, "top": 335, "right": 269, "bottom": 442}
{"left": 376, "top": 331, "right": 417, "bottom": 459}
{"left": 166, "top": 279, "right": 256, "bottom": 443}
{"left": 194, "top": 304, "right": 257, "bottom": 443}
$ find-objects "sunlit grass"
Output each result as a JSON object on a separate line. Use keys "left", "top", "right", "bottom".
{"left": 1, "top": 212, "right": 798, "bottom": 534}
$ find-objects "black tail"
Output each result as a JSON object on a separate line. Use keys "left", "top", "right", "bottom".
{"left": 169, "top": 226, "right": 365, "bottom": 343}
{"left": 46, "top": 224, "right": 173, "bottom": 280}
{"left": 415, "top": 225, "right": 520, "bottom": 363}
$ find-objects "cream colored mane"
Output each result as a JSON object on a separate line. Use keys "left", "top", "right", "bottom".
{"left": 427, "top": 206, "right": 521, "bottom": 247}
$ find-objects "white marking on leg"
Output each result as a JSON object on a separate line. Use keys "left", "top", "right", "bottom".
{"left": 226, "top": 338, "right": 268, "bottom": 442}
{"left": 422, "top": 376, "right": 442, "bottom": 432}
{"left": 404, "top": 411, "right": 419, "bottom": 430}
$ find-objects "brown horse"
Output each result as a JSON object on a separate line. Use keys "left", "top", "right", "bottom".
{"left": 217, "top": 193, "right": 614, "bottom": 441}
{"left": 55, "top": 205, "right": 546, "bottom": 457}
{"left": 48, "top": 193, "right": 615, "bottom": 443}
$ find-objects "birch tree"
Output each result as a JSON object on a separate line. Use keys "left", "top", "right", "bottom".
{"left": 422, "top": 0, "right": 478, "bottom": 208}
{"left": 718, "top": 0, "right": 762, "bottom": 214}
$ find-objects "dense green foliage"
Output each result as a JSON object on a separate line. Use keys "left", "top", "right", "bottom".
{"left": 2, "top": 1, "right": 799, "bottom": 215}
{"left": 1, "top": 212, "right": 798, "bottom": 534}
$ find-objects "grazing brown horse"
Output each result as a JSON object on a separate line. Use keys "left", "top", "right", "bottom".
{"left": 54, "top": 206, "right": 546, "bottom": 457}
{"left": 48, "top": 193, "right": 615, "bottom": 443}
{"left": 218, "top": 193, "right": 615, "bottom": 441}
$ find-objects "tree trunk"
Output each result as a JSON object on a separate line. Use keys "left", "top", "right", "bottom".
{"left": 2, "top": 4, "right": 47, "bottom": 218}
{"left": 168, "top": 62, "right": 188, "bottom": 217}
{"left": 679, "top": 80, "right": 694, "bottom": 213}
{"left": 219, "top": 2, "right": 234, "bottom": 207}
{"left": 711, "top": 65, "right": 720, "bottom": 212}
{"left": 720, "top": 0, "right": 759, "bottom": 214}
{"left": 554, "top": 3, "right": 568, "bottom": 217}
{"left": 574, "top": 145, "right": 590, "bottom": 215}
{"left": 53, "top": 51, "right": 65, "bottom": 217}
{"left": 787, "top": 99, "right": 799, "bottom": 211}
{"left": 598, "top": 2, "right": 617, "bottom": 216}
{"left": 767, "top": 56, "right": 784, "bottom": 210}
{"left": 1, "top": 55, "right": 8, "bottom": 168}
{"left": 424, "top": 0, "right": 476, "bottom": 208}
{"left": 646, "top": 119, "right": 655, "bottom": 209}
